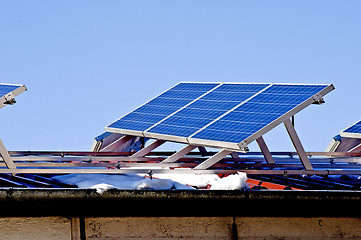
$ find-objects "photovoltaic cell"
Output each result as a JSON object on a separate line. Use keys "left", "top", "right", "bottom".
{"left": 343, "top": 120, "right": 361, "bottom": 134}
{"left": 190, "top": 84, "right": 330, "bottom": 143}
{"left": 214, "top": 83, "right": 269, "bottom": 93}
{"left": 144, "top": 83, "right": 270, "bottom": 137}
{"left": 171, "top": 82, "right": 220, "bottom": 92}
{"left": 146, "top": 124, "right": 199, "bottom": 137}
{"left": 107, "top": 82, "right": 220, "bottom": 132}
{"left": 0, "top": 84, "right": 22, "bottom": 98}
{"left": 106, "top": 82, "right": 333, "bottom": 150}
{"left": 174, "top": 108, "right": 227, "bottom": 120}
{"left": 192, "top": 129, "right": 252, "bottom": 144}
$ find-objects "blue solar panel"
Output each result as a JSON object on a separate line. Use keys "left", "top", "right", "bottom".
{"left": 144, "top": 83, "right": 270, "bottom": 137}
{"left": 190, "top": 84, "right": 330, "bottom": 144}
{"left": 107, "top": 82, "right": 220, "bottom": 133}
{"left": 171, "top": 82, "right": 220, "bottom": 92}
{"left": 264, "top": 84, "right": 327, "bottom": 94}
{"left": 173, "top": 108, "right": 227, "bottom": 120}
{"left": 108, "top": 120, "right": 155, "bottom": 132}
{"left": 192, "top": 129, "right": 252, "bottom": 143}
{"left": 200, "top": 91, "right": 255, "bottom": 102}
{"left": 0, "top": 84, "right": 22, "bottom": 98}
{"left": 146, "top": 124, "right": 199, "bottom": 137}
{"left": 343, "top": 120, "right": 361, "bottom": 134}
{"left": 220, "top": 111, "right": 279, "bottom": 124}
{"left": 106, "top": 82, "right": 333, "bottom": 150}
{"left": 186, "top": 100, "right": 241, "bottom": 111}
{"left": 214, "top": 83, "right": 269, "bottom": 93}
{"left": 133, "top": 105, "right": 179, "bottom": 115}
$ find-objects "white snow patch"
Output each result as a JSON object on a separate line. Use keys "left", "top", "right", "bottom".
{"left": 52, "top": 173, "right": 194, "bottom": 192}
{"left": 52, "top": 172, "right": 248, "bottom": 191}
{"left": 91, "top": 183, "right": 117, "bottom": 195}
{"left": 152, "top": 173, "right": 220, "bottom": 189}
{"left": 210, "top": 172, "right": 248, "bottom": 190}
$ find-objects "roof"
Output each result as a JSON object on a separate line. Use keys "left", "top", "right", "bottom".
{"left": 0, "top": 150, "right": 360, "bottom": 191}
{"left": 1, "top": 81, "right": 361, "bottom": 192}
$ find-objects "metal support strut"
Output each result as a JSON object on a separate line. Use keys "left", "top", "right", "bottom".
{"left": 162, "top": 145, "right": 197, "bottom": 163}
{"left": 0, "top": 138, "right": 16, "bottom": 170}
{"left": 284, "top": 118, "right": 313, "bottom": 170}
{"left": 194, "top": 149, "right": 232, "bottom": 170}
{"left": 256, "top": 136, "right": 275, "bottom": 164}
{"left": 131, "top": 139, "right": 166, "bottom": 158}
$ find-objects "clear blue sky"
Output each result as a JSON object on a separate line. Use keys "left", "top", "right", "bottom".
{"left": 0, "top": 1, "right": 360, "bottom": 152}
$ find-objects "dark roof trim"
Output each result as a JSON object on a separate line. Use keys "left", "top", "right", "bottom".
{"left": 1, "top": 189, "right": 361, "bottom": 217}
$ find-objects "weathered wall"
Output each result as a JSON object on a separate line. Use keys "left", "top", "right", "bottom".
{"left": 1, "top": 216, "right": 361, "bottom": 239}
{"left": 0, "top": 217, "right": 71, "bottom": 240}
{"left": 85, "top": 217, "right": 233, "bottom": 239}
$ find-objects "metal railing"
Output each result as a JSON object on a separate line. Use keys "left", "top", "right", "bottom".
{"left": 0, "top": 151, "right": 360, "bottom": 175}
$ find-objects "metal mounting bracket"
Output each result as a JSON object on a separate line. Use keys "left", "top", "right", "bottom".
{"left": 131, "top": 139, "right": 166, "bottom": 158}
{"left": 0, "top": 138, "right": 16, "bottom": 171}
{"left": 194, "top": 149, "right": 232, "bottom": 170}
{"left": 283, "top": 118, "right": 313, "bottom": 170}
{"left": 162, "top": 145, "right": 197, "bottom": 163}
{"left": 256, "top": 136, "right": 275, "bottom": 164}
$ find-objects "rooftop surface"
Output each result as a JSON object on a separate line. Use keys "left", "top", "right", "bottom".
{"left": 1, "top": 150, "right": 361, "bottom": 191}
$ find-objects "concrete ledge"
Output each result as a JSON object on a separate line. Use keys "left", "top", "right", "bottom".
{"left": 0, "top": 189, "right": 361, "bottom": 217}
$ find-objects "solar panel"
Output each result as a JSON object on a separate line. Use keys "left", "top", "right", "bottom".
{"left": 144, "top": 83, "right": 270, "bottom": 142}
{"left": 340, "top": 120, "right": 361, "bottom": 138}
{"left": 107, "top": 82, "right": 219, "bottom": 136}
{"left": 0, "top": 83, "right": 27, "bottom": 108}
{"left": 188, "top": 84, "right": 330, "bottom": 148}
{"left": 106, "top": 82, "right": 334, "bottom": 150}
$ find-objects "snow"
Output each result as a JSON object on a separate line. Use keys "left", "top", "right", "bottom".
{"left": 209, "top": 172, "right": 248, "bottom": 190}
{"left": 152, "top": 173, "right": 220, "bottom": 189}
{"left": 52, "top": 172, "right": 248, "bottom": 193}
{"left": 52, "top": 173, "right": 194, "bottom": 193}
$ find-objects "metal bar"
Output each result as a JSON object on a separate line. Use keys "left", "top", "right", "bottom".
{"left": 256, "top": 136, "right": 275, "bottom": 164}
{"left": 284, "top": 118, "right": 313, "bottom": 170}
{"left": 198, "top": 146, "right": 208, "bottom": 156}
{"left": 0, "top": 138, "right": 16, "bottom": 170}
{"left": 161, "top": 145, "right": 197, "bottom": 163}
{"left": 194, "top": 149, "right": 232, "bottom": 170}
{"left": 0, "top": 168, "right": 359, "bottom": 175}
{"left": 0, "top": 160, "right": 359, "bottom": 170}
{"left": 131, "top": 140, "right": 166, "bottom": 158}
{"left": 0, "top": 162, "right": 195, "bottom": 168}
{"left": 5, "top": 155, "right": 361, "bottom": 165}
{"left": 7, "top": 150, "right": 361, "bottom": 157}
{"left": 349, "top": 143, "right": 361, "bottom": 152}
{"left": 9, "top": 151, "right": 134, "bottom": 156}
{"left": 100, "top": 135, "right": 135, "bottom": 152}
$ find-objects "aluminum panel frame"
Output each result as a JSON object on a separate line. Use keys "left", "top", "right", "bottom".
{"left": 341, "top": 119, "right": 361, "bottom": 135}
{"left": 105, "top": 82, "right": 222, "bottom": 137}
{"left": 237, "top": 84, "right": 335, "bottom": 149}
{"left": 0, "top": 84, "right": 27, "bottom": 109}
{"left": 340, "top": 132, "right": 361, "bottom": 139}
{"left": 105, "top": 127, "right": 144, "bottom": 138}
{"left": 143, "top": 131, "right": 189, "bottom": 144}
{"left": 106, "top": 83, "right": 334, "bottom": 152}
{"left": 189, "top": 84, "right": 334, "bottom": 150}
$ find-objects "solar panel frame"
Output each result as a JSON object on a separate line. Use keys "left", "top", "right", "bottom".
{"left": 188, "top": 83, "right": 334, "bottom": 150}
{"left": 340, "top": 120, "right": 361, "bottom": 139}
{"left": 106, "top": 82, "right": 334, "bottom": 151}
{"left": 0, "top": 83, "right": 27, "bottom": 109}
{"left": 106, "top": 82, "right": 222, "bottom": 140}
{"left": 142, "top": 83, "right": 225, "bottom": 143}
